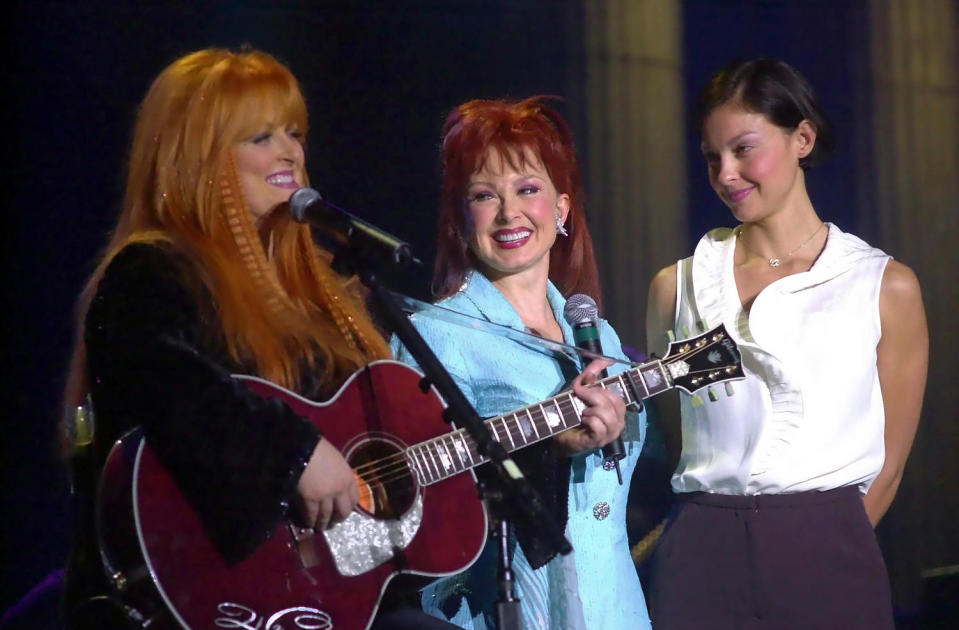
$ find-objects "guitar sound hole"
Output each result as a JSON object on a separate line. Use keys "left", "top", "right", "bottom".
{"left": 350, "top": 439, "right": 416, "bottom": 519}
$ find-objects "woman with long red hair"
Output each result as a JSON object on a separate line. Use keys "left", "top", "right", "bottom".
{"left": 61, "top": 48, "right": 455, "bottom": 630}
{"left": 393, "top": 97, "right": 651, "bottom": 629}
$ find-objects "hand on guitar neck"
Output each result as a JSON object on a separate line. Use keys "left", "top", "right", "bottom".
{"left": 555, "top": 358, "right": 627, "bottom": 455}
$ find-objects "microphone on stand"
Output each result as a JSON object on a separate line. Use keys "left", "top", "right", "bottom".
{"left": 564, "top": 294, "right": 627, "bottom": 485}
{"left": 288, "top": 187, "right": 420, "bottom": 269}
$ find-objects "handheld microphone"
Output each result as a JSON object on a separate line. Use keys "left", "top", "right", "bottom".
{"left": 563, "top": 294, "right": 627, "bottom": 484}
{"left": 288, "top": 187, "right": 418, "bottom": 269}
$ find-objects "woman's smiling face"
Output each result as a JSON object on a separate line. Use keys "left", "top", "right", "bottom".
{"left": 464, "top": 148, "right": 569, "bottom": 283}
{"left": 234, "top": 120, "right": 306, "bottom": 224}
{"left": 701, "top": 103, "right": 810, "bottom": 223}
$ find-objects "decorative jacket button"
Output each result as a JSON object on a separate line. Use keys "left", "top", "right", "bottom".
{"left": 593, "top": 502, "right": 610, "bottom": 520}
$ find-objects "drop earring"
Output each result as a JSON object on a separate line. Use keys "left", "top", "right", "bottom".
{"left": 555, "top": 214, "right": 568, "bottom": 236}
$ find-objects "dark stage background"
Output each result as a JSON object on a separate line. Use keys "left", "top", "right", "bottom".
{"left": 5, "top": 1, "right": 957, "bottom": 628}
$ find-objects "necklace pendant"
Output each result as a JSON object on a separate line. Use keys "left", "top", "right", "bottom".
{"left": 768, "top": 258, "right": 781, "bottom": 268}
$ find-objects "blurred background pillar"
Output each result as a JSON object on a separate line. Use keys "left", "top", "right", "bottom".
{"left": 866, "top": 0, "right": 959, "bottom": 612}
{"left": 583, "top": 0, "right": 686, "bottom": 350}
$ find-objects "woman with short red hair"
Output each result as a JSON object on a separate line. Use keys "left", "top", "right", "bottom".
{"left": 393, "top": 97, "right": 651, "bottom": 630}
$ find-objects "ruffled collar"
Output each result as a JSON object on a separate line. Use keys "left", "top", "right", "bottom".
{"left": 691, "top": 222, "right": 889, "bottom": 328}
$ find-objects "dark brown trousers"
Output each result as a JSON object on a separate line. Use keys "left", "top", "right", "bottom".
{"left": 650, "top": 486, "right": 894, "bottom": 630}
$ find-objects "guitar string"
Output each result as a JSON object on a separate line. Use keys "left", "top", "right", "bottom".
{"left": 349, "top": 340, "right": 735, "bottom": 486}
{"left": 351, "top": 397, "right": 578, "bottom": 486}
{"left": 349, "top": 389, "right": 589, "bottom": 481}
{"left": 353, "top": 374, "right": 730, "bottom": 490}
{"left": 353, "top": 400, "right": 581, "bottom": 489}
{"left": 353, "top": 386, "right": 608, "bottom": 487}
{"left": 348, "top": 396, "right": 566, "bottom": 477}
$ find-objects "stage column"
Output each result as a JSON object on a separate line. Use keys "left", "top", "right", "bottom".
{"left": 582, "top": 0, "right": 686, "bottom": 349}
{"left": 867, "top": 0, "right": 959, "bottom": 611}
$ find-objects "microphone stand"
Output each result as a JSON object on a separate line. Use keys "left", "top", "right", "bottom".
{"left": 326, "top": 229, "right": 571, "bottom": 630}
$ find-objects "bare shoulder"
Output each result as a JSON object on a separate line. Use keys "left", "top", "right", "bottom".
{"left": 646, "top": 264, "right": 678, "bottom": 356}
{"left": 878, "top": 259, "right": 927, "bottom": 350}
{"left": 880, "top": 260, "right": 923, "bottom": 314}
{"left": 648, "top": 265, "right": 678, "bottom": 320}
{"left": 648, "top": 264, "right": 678, "bottom": 305}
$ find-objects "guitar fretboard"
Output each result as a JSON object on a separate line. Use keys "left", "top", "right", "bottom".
{"left": 405, "top": 359, "right": 673, "bottom": 486}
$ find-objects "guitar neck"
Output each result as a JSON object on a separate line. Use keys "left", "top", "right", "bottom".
{"left": 405, "top": 358, "right": 672, "bottom": 486}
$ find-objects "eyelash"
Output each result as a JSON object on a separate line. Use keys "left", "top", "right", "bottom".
{"left": 250, "top": 128, "right": 304, "bottom": 144}
{"left": 469, "top": 191, "right": 494, "bottom": 203}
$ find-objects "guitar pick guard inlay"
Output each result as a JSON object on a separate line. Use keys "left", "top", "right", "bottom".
{"left": 323, "top": 494, "right": 423, "bottom": 576}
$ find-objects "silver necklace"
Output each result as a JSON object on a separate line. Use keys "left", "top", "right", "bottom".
{"left": 740, "top": 221, "right": 826, "bottom": 268}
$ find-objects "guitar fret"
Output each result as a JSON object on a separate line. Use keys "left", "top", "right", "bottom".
{"left": 615, "top": 374, "right": 634, "bottom": 404}
{"left": 511, "top": 413, "right": 528, "bottom": 446}
{"left": 566, "top": 392, "right": 584, "bottom": 424}
{"left": 447, "top": 434, "right": 463, "bottom": 468}
{"left": 639, "top": 362, "right": 671, "bottom": 396}
{"left": 524, "top": 407, "right": 543, "bottom": 437}
{"left": 456, "top": 432, "right": 475, "bottom": 466}
{"left": 418, "top": 445, "right": 436, "bottom": 483}
{"left": 488, "top": 419, "right": 501, "bottom": 443}
{"left": 449, "top": 434, "right": 467, "bottom": 471}
{"left": 445, "top": 433, "right": 463, "bottom": 472}
{"left": 534, "top": 403, "right": 550, "bottom": 434}
{"left": 425, "top": 443, "right": 441, "bottom": 480}
{"left": 629, "top": 367, "right": 651, "bottom": 399}
{"left": 527, "top": 408, "right": 541, "bottom": 439}
{"left": 501, "top": 416, "right": 516, "bottom": 449}
{"left": 551, "top": 399, "right": 567, "bottom": 429}
{"left": 438, "top": 438, "right": 456, "bottom": 477}
{"left": 561, "top": 396, "right": 577, "bottom": 427}
{"left": 407, "top": 447, "right": 426, "bottom": 484}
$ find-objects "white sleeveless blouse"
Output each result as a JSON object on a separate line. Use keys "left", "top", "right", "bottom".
{"left": 671, "top": 223, "right": 890, "bottom": 495}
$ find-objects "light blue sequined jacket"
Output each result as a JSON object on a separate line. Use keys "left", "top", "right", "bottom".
{"left": 391, "top": 271, "right": 651, "bottom": 630}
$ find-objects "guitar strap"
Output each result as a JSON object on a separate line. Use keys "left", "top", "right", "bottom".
{"left": 387, "top": 291, "right": 633, "bottom": 368}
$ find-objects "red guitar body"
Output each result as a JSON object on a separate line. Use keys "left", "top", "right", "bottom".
{"left": 97, "top": 360, "right": 488, "bottom": 630}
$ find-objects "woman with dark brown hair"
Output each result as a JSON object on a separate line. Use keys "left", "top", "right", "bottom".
{"left": 61, "top": 48, "right": 455, "bottom": 630}
{"left": 393, "top": 97, "right": 651, "bottom": 629}
{"left": 647, "top": 58, "right": 928, "bottom": 629}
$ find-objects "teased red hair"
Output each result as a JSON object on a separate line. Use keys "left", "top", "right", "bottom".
{"left": 433, "top": 97, "right": 602, "bottom": 310}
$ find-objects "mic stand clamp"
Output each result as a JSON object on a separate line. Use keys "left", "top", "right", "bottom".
{"left": 475, "top": 481, "right": 522, "bottom": 630}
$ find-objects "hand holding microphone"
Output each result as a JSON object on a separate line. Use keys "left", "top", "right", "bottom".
{"left": 563, "top": 294, "right": 628, "bottom": 484}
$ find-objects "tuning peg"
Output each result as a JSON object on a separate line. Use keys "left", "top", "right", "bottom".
{"left": 707, "top": 387, "right": 719, "bottom": 402}
{"left": 681, "top": 326, "right": 692, "bottom": 338}
{"left": 665, "top": 330, "right": 675, "bottom": 342}
{"left": 725, "top": 382, "right": 735, "bottom": 397}
{"left": 691, "top": 394, "right": 703, "bottom": 407}
{"left": 697, "top": 320, "right": 708, "bottom": 332}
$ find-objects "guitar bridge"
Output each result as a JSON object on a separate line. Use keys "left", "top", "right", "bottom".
{"left": 289, "top": 525, "right": 320, "bottom": 569}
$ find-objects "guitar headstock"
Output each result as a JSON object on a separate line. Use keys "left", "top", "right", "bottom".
{"left": 661, "top": 324, "right": 744, "bottom": 394}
